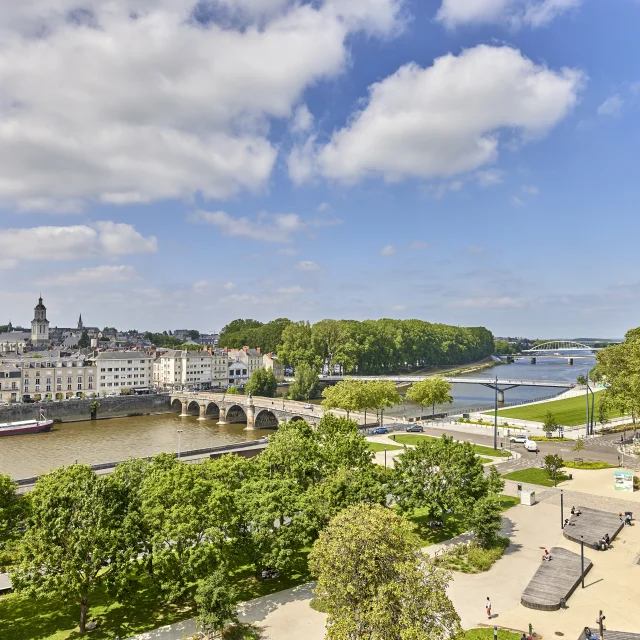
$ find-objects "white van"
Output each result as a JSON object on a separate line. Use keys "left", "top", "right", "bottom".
{"left": 524, "top": 439, "right": 538, "bottom": 452}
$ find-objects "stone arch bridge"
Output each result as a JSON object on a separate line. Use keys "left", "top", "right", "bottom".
{"left": 170, "top": 392, "right": 323, "bottom": 430}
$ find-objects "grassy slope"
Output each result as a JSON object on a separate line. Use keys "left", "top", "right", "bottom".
{"left": 366, "top": 442, "right": 403, "bottom": 452}
{"left": 483, "top": 390, "right": 622, "bottom": 426}
{"left": 465, "top": 629, "right": 520, "bottom": 640}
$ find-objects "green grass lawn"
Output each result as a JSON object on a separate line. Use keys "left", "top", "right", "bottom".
{"left": 0, "top": 551, "right": 312, "bottom": 640}
{"left": 564, "top": 460, "right": 614, "bottom": 470}
{"left": 483, "top": 390, "right": 622, "bottom": 426}
{"left": 392, "top": 434, "right": 506, "bottom": 458}
{"left": 406, "top": 495, "right": 519, "bottom": 546}
{"left": 367, "top": 442, "right": 403, "bottom": 453}
{"left": 503, "top": 468, "right": 569, "bottom": 487}
{"left": 465, "top": 628, "right": 521, "bottom": 640}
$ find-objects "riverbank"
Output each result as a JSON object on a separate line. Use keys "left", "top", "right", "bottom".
{"left": 0, "top": 394, "right": 171, "bottom": 424}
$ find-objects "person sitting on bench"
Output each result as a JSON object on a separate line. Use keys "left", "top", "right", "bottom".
{"left": 625, "top": 513, "right": 632, "bottom": 525}
{"left": 542, "top": 549, "right": 551, "bottom": 561}
{"left": 604, "top": 533, "right": 611, "bottom": 548}
{"left": 571, "top": 506, "right": 582, "bottom": 516}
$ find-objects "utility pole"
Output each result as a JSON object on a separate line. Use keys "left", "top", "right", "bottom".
{"left": 581, "top": 535, "right": 585, "bottom": 588}
{"left": 597, "top": 610, "right": 606, "bottom": 639}
{"left": 494, "top": 375, "right": 498, "bottom": 451}
{"left": 586, "top": 368, "right": 591, "bottom": 436}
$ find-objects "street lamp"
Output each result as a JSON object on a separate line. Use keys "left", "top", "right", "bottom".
{"left": 560, "top": 489, "right": 564, "bottom": 528}
{"left": 177, "top": 429, "right": 183, "bottom": 460}
{"left": 493, "top": 375, "right": 498, "bottom": 451}
{"left": 581, "top": 535, "right": 585, "bottom": 588}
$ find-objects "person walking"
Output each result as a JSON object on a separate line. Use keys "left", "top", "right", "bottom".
{"left": 486, "top": 596, "right": 492, "bottom": 620}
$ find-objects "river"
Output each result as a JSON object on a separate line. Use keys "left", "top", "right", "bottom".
{"left": 0, "top": 355, "right": 595, "bottom": 480}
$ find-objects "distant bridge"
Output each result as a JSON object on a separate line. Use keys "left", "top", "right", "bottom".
{"left": 524, "top": 341, "right": 598, "bottom": 353}
{"left": 320, "top": 375, "right": 574, "bottom": 389}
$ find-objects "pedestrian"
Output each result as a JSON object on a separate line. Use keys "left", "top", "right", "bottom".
{"left": 486, "top": 596, "right": 492, "bottom": 619}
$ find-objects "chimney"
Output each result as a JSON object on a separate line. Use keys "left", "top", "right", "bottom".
{"left": 224, "top": 346, "right": 228, "bottom": 354}
{"left": 256, "top": 347, "right": 261, "bottom": 355}
{"left": 243, "top": 346, "right": 248, "bottom": 353}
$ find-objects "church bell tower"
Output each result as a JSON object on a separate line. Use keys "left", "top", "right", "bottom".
{"left": 31, "top": 295, "right": 50, "bottom": 348}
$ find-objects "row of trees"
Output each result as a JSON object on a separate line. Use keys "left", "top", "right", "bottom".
{"left": 219, "top": 318, "right": 494, "bottom": 374}
{"left": 1, "top": 413, "right": 503, "bottom": 636}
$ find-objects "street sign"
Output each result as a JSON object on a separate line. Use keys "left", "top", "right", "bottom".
{"left": 614, "top": 470, "right": 633, "bottom": 492}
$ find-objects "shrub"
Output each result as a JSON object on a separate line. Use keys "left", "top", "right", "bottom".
{"left": 634, "top": 475, "right": 640, "bottom": 491}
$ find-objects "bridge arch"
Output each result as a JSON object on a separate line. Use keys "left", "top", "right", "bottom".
{"left": 527, "top": 341, "right": 595, "bottom": 353}
{"left": 171, "top": 398, "right": 183, "bottom": 413}
{"left": 288, "top": 415, "right": 304, "bottom": 423}
{"left": 186, "top": 400, "right": 201, "bottom": 416}
{"left": 255, "top": 409, "right": 279, "bottom": 429}
{"left": 205, "top": 402, "right": 220, "bottom": 419}
{"left": 225, "top": 404, "right": 247, "bottom": 424}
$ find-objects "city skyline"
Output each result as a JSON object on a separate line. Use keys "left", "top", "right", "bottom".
{"left": 1, "top": 1, "right": 639, "bottom": 336}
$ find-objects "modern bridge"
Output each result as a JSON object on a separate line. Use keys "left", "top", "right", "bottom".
{"left": 499, "top": 340, "right": 602, "bottom": 364}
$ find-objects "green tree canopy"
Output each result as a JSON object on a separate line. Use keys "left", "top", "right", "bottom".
{"left": 392, "top": 435, "right": 488, "bottom": 518}
{"left": 245, "top": 367, "right": 277, "bottom": 398}
{"left": 10, "top": 465, "right": 131, "bottom": 634}
{"left": 543, "top": 411, "right": 560, "bottom": 433}
{"left": 467, "top": 496, "right": 503, "bottom": 547}
{"left": 288, "top": 362, "right": 320, "bottom": 401}
{"left": 309, "top": 503, "right": 461, "bottom": 640}
{"left": 77, "top": 330, "right": 90, "bottom": 348}
{"left": 406, "top": 376, "right": 453, "bottom": 416}
{"left": 195, "top": 570, "right": 238, "bottom": 638}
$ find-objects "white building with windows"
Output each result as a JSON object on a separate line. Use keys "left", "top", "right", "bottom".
{"left": 152, "top": 349, "right": 228, "bottom": 391}
{"left": 226, "top": 346, "right": 263, "bottom": 387}
{"left": 92, "top": 351, "right": 154, "bottom": 395}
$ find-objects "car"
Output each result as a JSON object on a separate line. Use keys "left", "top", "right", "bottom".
{"left": 406, "top": 424, "right": 424, "bottom": 433}
{"left": 261, "top": 567, "right": 280, "bottom": 580}
{"left": 524, "top": 439, "right": 539, "bottom": 452}
{"left": 107, "top": 392, "right": 117, "bottom": 397}
{"left": 303, "top": 403, "right": 313, "bottom": 409}
{"left": 370, "top": 427, "right": 388, "bottom": 435}
{"left": 509, "top": 434, "right": 529, "bottom": 444}
{"left": 0, "top": 401, "right": 9, "bottom": 407}
{"left": 22, "top": 397, "right": 35, "bottom": 404}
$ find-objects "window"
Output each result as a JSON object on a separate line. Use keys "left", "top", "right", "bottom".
{"left": 100, "top": 375, "right": 105, "bottom": 380}
{"left": 35, "top": 378, "right": 40, "bottom": 385}
{"left": 57, "top": 385, "right": 61, "bottom": 391}
{"left": 57, "top": 377, "right": 62, "bottom": 384}
{"left": 78, "top": 384, "right": 82, "bottom": 390}
{"left": 128, "top": 360, "right": 132, "bottom": 364}
{"left": 88, "top": 384, "right": 93, "bottom": 390}
{"left": 77, "top": 377, "right": 82, "bottom": 383}
{"left": 88, "top": 376, "right": 93, "bottom": 382}
{"left": 67, "top": 377, "right": 72, "bottom": 384}
{"left": 67, "top": 385, "right": 72, "bottom": 391}
{"left": 46, "top": 385, "right": 51, "bottom": 392}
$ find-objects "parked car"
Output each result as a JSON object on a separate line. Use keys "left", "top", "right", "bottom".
{"left": 524, "top": 439, "right": 539, "bottom": 452}
{"left": 370, "top": 427, "right": 388, "bottom": 435}
{"left": 303, "top": 403, "right": 313, "bottom": 409}
{"left": 509, "top": 434, "right": 529, "bottom": 444}
{"left": 406, "top": 424, "right": 424, "bottom": 433}
{"left": 261, "top": 567, "right": 280, "bottom": 580}
{"left": 0, "top": 401, "right": 9, "bottom": 407}
{"left": 107, "top": 392, "right": 117, "bottom": 397}
{"left": 22, "top": 397, "right": 35, "bottom": 404}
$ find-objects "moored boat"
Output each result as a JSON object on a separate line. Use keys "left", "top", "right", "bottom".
{"left": 0, "top": 411, "right": 53, "bottom": 437}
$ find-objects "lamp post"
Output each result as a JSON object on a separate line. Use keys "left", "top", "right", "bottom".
{"left": 494, "top": 375, "right": 498, "bottom": 451}
{"left": 585, "top": 368, "right": 591, "bottom": 436}
{"left": 384, "top": 447, "right": 387, "bottom": 469}
{"left": 581, "top": 535, "right": 585, "bottom": 588}
{"left": 177, "top": 429, "right": 183, "bottom": 460}
{"left": 561, "top": 489, "right": 564, "bottom": 528}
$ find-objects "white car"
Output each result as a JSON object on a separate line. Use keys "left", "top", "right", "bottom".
{"left": 509, "top": 434, "right": 529, "bottom": 444}
{"left": 303, "top": 403, "right": 313, "bottom": 409}
{"left": 107, "top": 392, "right": 117, "bottom": 397}
{"left": 523, "top": 439, "right": 539, "bottom": 452}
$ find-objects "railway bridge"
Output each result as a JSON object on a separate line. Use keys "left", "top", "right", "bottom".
{"left": 169, "top": 392, "right": 323, "bottom": 430}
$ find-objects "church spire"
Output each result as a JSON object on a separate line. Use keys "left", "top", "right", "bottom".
{"left": 78, "top": 313, "right": 83, "bottom": 330}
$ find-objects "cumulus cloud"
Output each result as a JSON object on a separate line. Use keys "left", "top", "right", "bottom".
{"left": 522, "top": 185, "right": 539, "bottom": 195}
{"left": 296, "top": 261, "right": 322, "bottom": 271}
{"left": 0, "top": 222, "right": 157, "bottom": 268}
{"left": 0, "top": 0, "right": 403, "bottom": 210}
{"left": 436, "top": 0, "right": 582, "bottom": 28}
{"left": 597, "top": 94, "right": 624, "bottom": 117}
{"left": 310, "top": 46, "right": 583, "bottom": 184}
{"left": 189, "top": 210, "right": 304, "bottom": 243}
{"left": 380, "top": 245, "right": 396, "bottom": 256}
{"left": 193, "top": 280, "right": 236, "bottom": 292}
{"left": 290, "top": 105, "right": 314, "bottom": 134}
{"left": 43, "top": 265, "right": 139, "bottom": 286}
{"left": 476, "top": 169, "right": 504, "bottom": 186}
{"left": 511, "top": 196, "right": 525, "bottom": 206}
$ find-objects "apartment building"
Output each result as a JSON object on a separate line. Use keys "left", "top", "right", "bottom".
{"left": 92, "top": 351, "right": 154, "bottom": 395}
{"left": 152, "top": 349, "right": 228, "bottom": 391}
{"left": 227, "top": 346, "right": 263, "bottom": 387}
{"left": 262, "top": 352, "right": 284, "bottom": 382}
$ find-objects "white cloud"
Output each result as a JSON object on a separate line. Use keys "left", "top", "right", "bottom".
{"left": 296, "top": 261, "right": 322, "bottom": 271}
{"left": 312, "top": 46, "right": 583, "bottom": 184}
{"left": 511, "top": 196, "right": 524, "bottom": 206}
{"left": 449, "top": 295, "right": 525, "bottom": 309}
{"left": 43, "top": 265, "right": 138, "bottom": 286}
{"left": 277, "top": 248, "right": 300, "bottom": 256}
{"left": 276, "top": 285, "right": 305, "bottom": 295}
{"left": 427, "top": 181, "right": 464, "bottom": 198}
{"left": 391, "top": 304, "right": 406, "bottom": 311}
{"left": 290, "top": 105, "right": 314, "bottom": 134}
{"left": 597, "top": 94, "right": 624, "bottom": 117}
{"left": 436, "top": 0, "right": 582, "bottom": 28}
{"left": 522, "top": 185, "right": 539, "bottom": 195}
{"left": 476, "top": 169, "right": 504, "bottom": 186}
{"left": 0, "top": 222, "right": 157, "bottom": 268}
{"left": 380, "top": 245, "right": 396, "bottom": 256}
{"left": 193, "top": 280, "right": 237, "bottom": 292}
{"left": 189, "top": 210, "right": 304, "bottom": 243}
{"left": 0, "top": 0, "right": 403, "bottom": 210}
{"left": 317, "top": 202, "right": 332, "bottom": 213}
{"left": 409, "top": 241, "right": 434, "bottom": 249}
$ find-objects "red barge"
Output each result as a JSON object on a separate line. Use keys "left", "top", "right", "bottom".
{"left": 0, "top": 411, "right": 53, "bottom": 437}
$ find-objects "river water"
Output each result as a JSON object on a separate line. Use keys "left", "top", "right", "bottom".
{"left": 0, "top": 355, "right": 595, "bottom": 480}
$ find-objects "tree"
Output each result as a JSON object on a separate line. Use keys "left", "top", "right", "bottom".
{"left": 0, "top": 474, "right": 24, "bottom": 566}
{"left": 543, "top": 454, "right": 564, "bottom": 479}
{"left": 188, "top": 329, "right": 200, "bottom": 340}
{"left": 406, "top": 376, "right": 453, "bottom": 416}
{"left": 321, "top": 380, "right": 362, "bottom": 419}
{"left": 486, "top": 465, "right": 505, "bottom": 495}
{"left": 287, "top": 362, "right": 319, "bottom": 401}
{"left": 277, "top": 321, "right": 321, "bottom": 369}
{"left": 576, "top": 374, "right": 587, "bottom": 385}
{"left": 309, "top": 503, "right": 461, "bottom": 640}
{"left": 245, "top": 368, "right": 277, "bottom": 398}
{"left": 10, "top": 465, "right": 129, "bottom": 634}
{"left": 392, "top": 435, "right": 488, "bottom": 518}
{"left": 572, "top": 438, "right": 585, "bottom": 452}
{"left": 195, "top": 571, "right": 238, "bottom": 639}
{"left": 597, "top": 397, "right": 610, "bottom": 427}
{"left": 543, "top": 411, "right": 560, "bottom": 434}
{"left": 77, "top": 330, "right": 90, "bottom": 348}
{"left": 315, "top": 413, "right": 372, "bottom": 473}
{"left": 467, "top": 496, "right": 503, "bottom": 547}
{"left": 227, "top": 385, "right": 239, "bottom": 395}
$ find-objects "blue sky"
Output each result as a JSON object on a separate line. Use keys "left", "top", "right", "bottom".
{"left": 0, "top": 0, "right": 638, "bottom": 338}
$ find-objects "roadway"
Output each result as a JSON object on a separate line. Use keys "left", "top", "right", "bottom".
{"left": 318, "top": 375, "right": 574, "bottom": 388}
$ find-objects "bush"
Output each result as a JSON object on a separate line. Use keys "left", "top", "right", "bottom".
{"left": 564, "top": 461, "right": 614, "bottom": 470}
{"left": 309, "top": 598, "right": 330, "bottom": 613}
{"left": 435, "top": 537, "right": 508, "bottom": 573}
{"left": 634, "top": 475, "right": 640, "bottom": 491}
